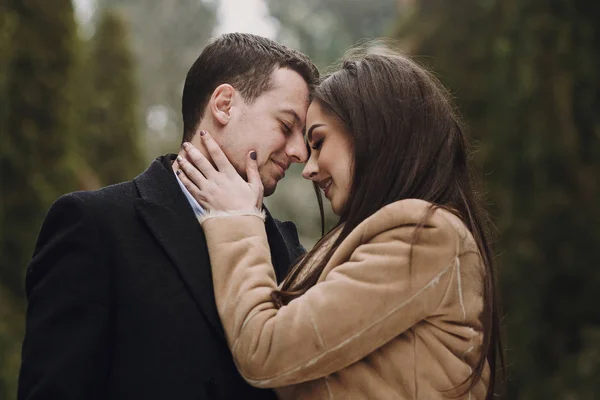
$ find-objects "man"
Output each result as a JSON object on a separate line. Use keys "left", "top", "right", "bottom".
{"left": 18, "top": 33, "right": 319, "bottom": 400}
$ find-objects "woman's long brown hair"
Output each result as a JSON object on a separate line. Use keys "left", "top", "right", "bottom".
{"left": 272, "top": 45, "right": 504, "bottom": 398}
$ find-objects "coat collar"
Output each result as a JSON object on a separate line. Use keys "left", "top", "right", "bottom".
{"left": 264, "top": 208, "right": 293, "bottom": 283}
{"left": 133, "top": 155, "right": 293, "bottom": 338}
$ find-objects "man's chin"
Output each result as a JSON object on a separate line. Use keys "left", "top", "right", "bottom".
{"left": 259, "top": 171, "right": 280, "bottom": 197}
{"left": 262, "top": 183, "right": 277, "bottom": 197}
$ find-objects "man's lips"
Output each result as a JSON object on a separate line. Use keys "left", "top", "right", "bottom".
{"left": 273, "top": 160, "right": 288, "bottom": 178}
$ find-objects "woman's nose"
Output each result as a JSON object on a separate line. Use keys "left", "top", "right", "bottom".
{"left": 302, "top": 162, "right": 318, "bottom": 180}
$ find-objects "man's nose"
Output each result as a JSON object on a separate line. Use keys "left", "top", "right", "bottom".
{"left": 287, "top": 134, "right": 309, "bottom": 164}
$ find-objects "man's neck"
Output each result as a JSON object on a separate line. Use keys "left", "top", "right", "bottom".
{"left": 171, "top": 136, "right": 211, "bottom": 173}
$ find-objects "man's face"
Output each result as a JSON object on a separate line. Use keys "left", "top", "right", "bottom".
{"left": 220, "top": 68, "right": 310, "bottom": 196}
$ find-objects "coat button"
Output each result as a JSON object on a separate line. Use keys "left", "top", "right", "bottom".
{"left": 205, "top": 377, "right": 218, "bottom": 398}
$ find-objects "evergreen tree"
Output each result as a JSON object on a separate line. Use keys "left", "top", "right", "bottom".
{"left": 0, "top": 3, "right": 17, "bottom": 252}
{"left": 0, "top": 0, "right": 79, "bottom": 297}
{"left": 0, "top": 1, "right": 79, "bottom": 397}
{"left": 0, "top": 283, "right": 23, "bottom": 399}
{"left": 0, "top": 5, "right": 22, "bottom": 399}
{"left": 395, "top": 0, "right": 600, "bottom": 397}
{"left": 83, "top": 9, "right": 144, "bottom": 185}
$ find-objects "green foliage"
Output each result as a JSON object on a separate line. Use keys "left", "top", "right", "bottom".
{"left": 0, "top": 10, "right": 21, "bottom": 398}
{"left": 395, "top": 0, "right": 600, "bottom": 397}
{"left": 0, "top": 285, "right": 24, "bottom": 399}
{"left": 0, "top": 5, "right": 17, "bottom": 103}
{"left": 0, "top": 3, "right": 18, "bottom": 257}
{"left": 0, "top": 1, "right": 80, "bottom": 397}
{"left": 1, "top": 0, "right": 79, "bottom": 297}
{"left": 82, "top": 9, "right": 144, "bottom": 185}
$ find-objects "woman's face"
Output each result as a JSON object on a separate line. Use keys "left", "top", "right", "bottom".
{"left": 302, "top": 101, "right": 354, "bottom": 215}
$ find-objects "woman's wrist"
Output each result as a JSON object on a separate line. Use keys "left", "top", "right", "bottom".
{"left": 197, "top": 208, "right": 266, "bottom": 225}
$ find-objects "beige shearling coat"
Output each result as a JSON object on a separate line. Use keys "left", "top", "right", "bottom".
{"left": 202, "top": 199, "right": 489, "bottom": 399}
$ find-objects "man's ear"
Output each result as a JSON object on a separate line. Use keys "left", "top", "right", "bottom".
{"left": 209, "top": 84, "right": 235, "bottom": 126}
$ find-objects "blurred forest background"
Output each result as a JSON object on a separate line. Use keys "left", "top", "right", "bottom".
{"left": 1, "top": 0, "right": 599, "bottom": 398}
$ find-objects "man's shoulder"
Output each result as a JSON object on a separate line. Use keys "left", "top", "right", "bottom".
{"left": 63, "top": 155, "right": 171, "bottom": 209}
{"left": 63, "top": 180, "right": 138, "bottom": 209}
{"left": 42, "top": 179, "right": 142, "bottom": 232}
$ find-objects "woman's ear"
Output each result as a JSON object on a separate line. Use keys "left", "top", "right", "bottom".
{"left": 209, "top": 84, "right": 235, "bottom": 126}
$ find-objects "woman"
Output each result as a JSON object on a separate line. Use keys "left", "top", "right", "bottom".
{"left": 176, "top": 47, "right": 504, "bottom": 399}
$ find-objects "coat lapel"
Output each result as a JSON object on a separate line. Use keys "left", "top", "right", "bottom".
{"left": 133, "top": 155, "right": 225, "bottom": 339}
{"left": 264, "top": 210, "right": 294, "bottom": 283}
{"left": 132, "top": 155, "right": 300, "bottom": 341}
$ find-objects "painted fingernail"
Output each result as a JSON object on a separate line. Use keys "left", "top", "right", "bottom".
{"left": 250, "top": 151, "right": 257, "bottom": 160}
{"left": 200, "top": 130, "right": 206, "bottom": 136}
{"left": 176, "top": 170, "right": 181, "bottom": 176}
{"left": 177, "top": 155, "right": 183, "bottom": 162}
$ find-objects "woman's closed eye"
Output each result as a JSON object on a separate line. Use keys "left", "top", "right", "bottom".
{"left": 311, "top": 138, "right": 324, "bottom": 150}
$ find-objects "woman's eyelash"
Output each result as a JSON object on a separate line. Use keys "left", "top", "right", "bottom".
{"left": 311, "top": 138, "right": 324, "bottom": 150}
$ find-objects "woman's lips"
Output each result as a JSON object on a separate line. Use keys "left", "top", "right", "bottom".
{"left": 319, "top": 178, "right": 333, "bottom": 199}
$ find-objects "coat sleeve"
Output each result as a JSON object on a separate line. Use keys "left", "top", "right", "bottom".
{"left": 203, "top": 207, "right": 460, "bottom": 388}
{"left": 18, "top": 193, "right": 111, "bottom": 400}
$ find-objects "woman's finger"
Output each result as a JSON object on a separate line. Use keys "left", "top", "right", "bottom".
{"left": 176, "top": 168, "right": 211, "bottom": 208}
{"left": 246, "top": 151, "right": 264, "bottom": 208}
{"left": 182, "top": 142, "right": 218, "bottom": 179}
{"left": 177, "top": 154, "right": 208, "bottom": 188}
{"left": 198, "top": 130, "right": 236, "bottom": 175}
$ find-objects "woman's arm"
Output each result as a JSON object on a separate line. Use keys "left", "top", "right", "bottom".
{"left": 202, "top": 204, "right": 459, "bottom": 388}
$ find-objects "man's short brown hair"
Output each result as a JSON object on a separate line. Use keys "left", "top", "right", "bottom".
{"left": 181, "top": 33, "right": 319, "bottom": 142}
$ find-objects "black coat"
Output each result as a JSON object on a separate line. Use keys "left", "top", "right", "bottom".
{"left": 18, "top": 155, "right": 305, "bottom": 400}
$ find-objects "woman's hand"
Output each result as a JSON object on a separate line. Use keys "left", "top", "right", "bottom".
{"left": 176, "top": 130, "right": 264, "bottom": 212}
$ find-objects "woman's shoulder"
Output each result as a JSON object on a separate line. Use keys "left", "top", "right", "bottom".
{"left": 357, "top": 199, "right": 474, "bottom": 251}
